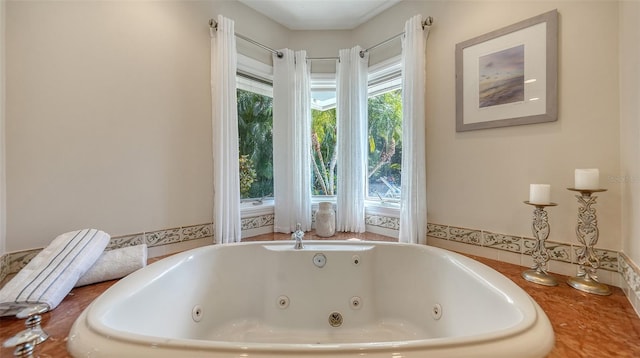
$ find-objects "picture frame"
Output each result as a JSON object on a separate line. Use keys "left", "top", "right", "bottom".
{"left": 455, "top": 10, "right": 558, "bottom": 132}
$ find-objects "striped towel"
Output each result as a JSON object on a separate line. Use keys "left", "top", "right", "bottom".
{"left": 0, "top": 229, "right": 110, "bottom": 317}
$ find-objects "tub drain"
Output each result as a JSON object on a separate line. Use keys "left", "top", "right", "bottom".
{"left": 328, "top": 312, "right": 343, "bottom": 327}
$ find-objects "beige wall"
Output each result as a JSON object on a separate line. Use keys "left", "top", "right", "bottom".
{"left": 0, "top": 0, "right": 6, "bottom": 255}
{"left": 289, "top": 30, "right": 353, "bottom": 73}
{"left": 357, "top": 1, "right": 622, "bottom": 249}
{"left": 620, "top": 0, "right": 640, "bottom": 263}
{"left": 4, "top": 0, "right": 287, "bottom": 251}
{"left": 4, "top": 0, "right": 630, "bottom": 255}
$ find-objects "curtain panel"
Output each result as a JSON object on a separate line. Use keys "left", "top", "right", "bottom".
{"left": 210, "top": 15, "right": 242, "bottom": 243}
{"left": 399, "top": 15, "right": 429, "bottom": 244}
{"left": 336, "top": 46, "right": 369, "bottom": 233}
{"left": 273, "top": 50, "right": 313, "bottom": 233}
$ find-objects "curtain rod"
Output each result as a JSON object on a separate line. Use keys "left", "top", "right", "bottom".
{"left": 210, "top": 15, "right": 433, "bottom": 61}
{"left": 210, "top": 19, "right": 284, "bottom": 58}
{"left": 306, "top": 57, "right": 339, "bottom": 61}
{"left": 359, "top": 16, "right": 433, "bottom": 58}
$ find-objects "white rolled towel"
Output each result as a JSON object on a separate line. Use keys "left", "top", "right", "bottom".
{"left": 75, "top": 244, "right": 147, "bottom": 287}
{"left": 0, "top": 229, "right": 110, "bottom": 317}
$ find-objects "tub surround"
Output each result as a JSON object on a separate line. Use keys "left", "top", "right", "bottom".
{"left": 2, "top": 215, "right": 639, "bottom": 319}
{"left": 0, "top": 223, "right": 214, "bottom": 285}
{"left": 0, "top": 232, "right": 639, "bottom": 357}
{"left": 427, "top": 224, "right": 620, "bottom": 283}
{"left": 0, "top": 210, "right": 395, "bottom": 284}
{"left": 426, "top": 223, "right": 640, "bottom": 317}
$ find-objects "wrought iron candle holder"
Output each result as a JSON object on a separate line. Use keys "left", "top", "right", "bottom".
{"left": 566, "top": 188, "right": 611, "bottom": 296}
{"left": 522, "top": 201, "right": 558, "bottom": 286}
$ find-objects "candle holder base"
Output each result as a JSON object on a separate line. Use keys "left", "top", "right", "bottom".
{"left": 567, "top": 276, "right": 611, "bottom": 296}
{"left": 522, "top": 201, "right": 557, "bottom": 287}
{"left": 522, "top": 270, "right": 558, "bottom": 287}
{"left": 566, "top": 188, "right": 611, "bottom": 296}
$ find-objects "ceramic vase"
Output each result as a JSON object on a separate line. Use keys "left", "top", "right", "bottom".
{"left": 315, "top": 202, "right": 336, "bottom": 237}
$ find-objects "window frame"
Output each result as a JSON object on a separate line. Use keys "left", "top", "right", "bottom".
{"left": 367, "top": 56, "right": 403, "bottom": 207}
{"left": 237, "top": 54, "right": 275, "bottom": 205}
{"left": 236, "top": 54, "right": 403, "bottom": 214}
{"left": 307, "top": 56, "right": 403, "bottom": 208}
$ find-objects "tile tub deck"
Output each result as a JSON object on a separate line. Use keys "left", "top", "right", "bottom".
{"left": 1, "top": 232, "right": 639, "bottom": 357}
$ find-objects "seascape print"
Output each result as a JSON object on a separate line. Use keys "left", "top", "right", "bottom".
{"left": 478, "top": 45, "right": 525, "bottom": 108}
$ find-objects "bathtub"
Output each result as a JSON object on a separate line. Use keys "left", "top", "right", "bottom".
{"left": 67, "top": 240, "right": 554, "bottom": 357}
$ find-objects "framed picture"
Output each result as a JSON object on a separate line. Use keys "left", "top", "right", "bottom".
{"left": 455, "top": 10, "right": 558, "bottom": 132}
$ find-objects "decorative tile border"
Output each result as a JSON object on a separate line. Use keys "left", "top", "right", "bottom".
{"left": 1, "top": 223, "right": 216, "bottom": 277}
{"left": 0, "top": 248, "right": 40, "bottom": 283}
{"left": 621, "top": 253, "right": 640, "bottom": 297}
{"left": 449, "top": 226, "right": 481, "bottom": 245}
{"left": 427, "top": 223, "right": 619, "bottom": 272}
{"left": 482, "top": 232, "right": 521, "bottom": 253}
{"left": 107, "top": 223, "right": 215, "bottom": 250}
{"left": 365, "top": 214, "right": 400, "bottom": 230}
{"left": 241, "top": 214, "right": 274, "bottom": 230}
{"left": 547, "top": 242, "right": 573, "bottom": 263}
{"left": 427, "top": 223, "right": 447, "bottom": 239}
{"left": 0, "top": 254, "right": 8, "bottom": 285}
{"left": 596, "top": 248, "right": 620, "bottom": 272}
{"left": 145, "top": 228, "right": 182, "bottom": 246}
{"left": 7, "top": 249, "right": 40, "bottom": 274}
{"left": 106, "top": 233, "right": 145, "bottom": 250}
{"left": 182, "top": 223, "right": 214, "bottom": 241}
{"left": 620, "top": 253, "right": 640, "bottom": 315}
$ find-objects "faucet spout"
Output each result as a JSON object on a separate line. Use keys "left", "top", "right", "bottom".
{"left": 292, "top": 223, "right": 304, "bottom": 250}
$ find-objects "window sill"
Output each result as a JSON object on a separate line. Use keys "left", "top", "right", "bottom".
{"left": 365, "top": 200, "right": 400, "bottom": 217}
{"left": 239, "top": 199, "right": 400, "bottom": 218}
{"left": 240, "top": 199, "right": 274, "bottom": 217}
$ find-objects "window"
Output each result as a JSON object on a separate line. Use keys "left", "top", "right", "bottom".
{"left": 308, "top": 59, "right": 403, "bottom": 203}
{"left": 235, "top": 55, "right": 401, "bottom": 205}
{"left": 367, "top": 58, "right": 402, "bottom": 203}
{"left": 237, "top": 75, "right": 274, "bottom": 200}
{"left": 311, "top": 89, "right": 337, "bottom": 196}
{"left": 367, "top": 89, "right": 402, "bottom": 202}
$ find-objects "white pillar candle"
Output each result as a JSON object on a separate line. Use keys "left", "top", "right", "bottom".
{"left": 529, "top": 184, "right": 551, "bottom": 205}
{"left": 575, "top": 169, "right": 599, "bottom": 190}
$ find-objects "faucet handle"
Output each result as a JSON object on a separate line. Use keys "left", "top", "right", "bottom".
{"left": 295, "top": 223, "right": 302, "bottom": 232}
{"left": 3, "top": 330, "right": 40, "bottom": 348}
{"left": 13, "top": 342, "right": 35, "bottom": 358}
{"left": 16, "top": 304, "right": 48, "bottom": 319}
{"left": 10, "top": 304, "right": 49, "bottom": 346}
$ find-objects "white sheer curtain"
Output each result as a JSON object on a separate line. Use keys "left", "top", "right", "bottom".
{"left": 399, "top": 15, "right": 430, "bottom": 244}
{"left": 272, "top": 49, "right": 312, "bottom": 233}
{"left": 336, "top": 46, "right": 368, "bottom": 233}
{"left": 210, "top": 15, "right": 241, "bottom": 244}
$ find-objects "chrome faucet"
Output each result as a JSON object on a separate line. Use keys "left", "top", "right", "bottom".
{"left": 292, "top": 223, "right": 304, "bottom": 249}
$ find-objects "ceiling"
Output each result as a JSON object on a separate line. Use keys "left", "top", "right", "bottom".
{"left": 238, "top": 0, "right": 402, "bottom": 30}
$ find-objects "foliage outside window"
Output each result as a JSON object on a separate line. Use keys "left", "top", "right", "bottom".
{"left": 367, "top": 89, "right": 402, "bottom": 201}
{"left": 239, "top": 154, "right": 257, "bottom": 197}
{"left": 310, "top": 89, "right": 403, "bottom": 201}
{"left": 311, "top": 106, "right": 337, "bottom": 195}
{"left": 237, "top": 88, "right": 273, "bottom": 199}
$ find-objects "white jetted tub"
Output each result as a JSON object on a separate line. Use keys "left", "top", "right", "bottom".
{"left": 67, "top": 240, "right": 554, "bottom": 357}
